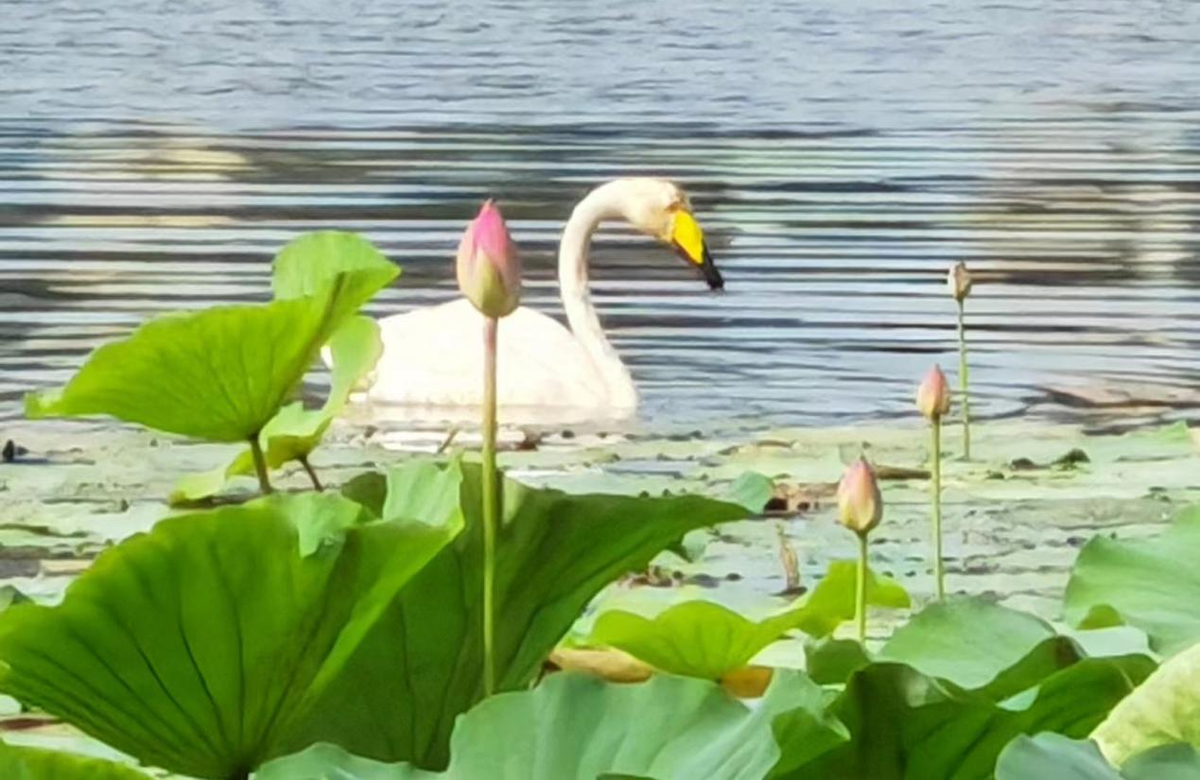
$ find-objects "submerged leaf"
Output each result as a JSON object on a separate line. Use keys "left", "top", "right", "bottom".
{"left": 0, "top": 482, "right": 462, "bottom": 779}
{"left": 1065, "top": 506, "right": 1200, "bottom": 655}
{"left": 260, "top": 672, "right": 782, "bottom": 780}
{"left": 26, "top": 271, "right": 387, "bottom": 443}
{"left": 286, "top": 462, "right": 749, "bottom": 768}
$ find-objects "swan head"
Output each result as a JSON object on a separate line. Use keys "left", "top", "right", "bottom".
{"left": 611, "top": 178, "right": 724, "bottom": 290}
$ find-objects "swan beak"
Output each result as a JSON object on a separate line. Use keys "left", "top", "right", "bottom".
{"left": 671, "top": 211, "right": 725, "bottom": 290}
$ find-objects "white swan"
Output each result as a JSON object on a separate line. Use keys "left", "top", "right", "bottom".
{"left": 361, "top": 178, "right": 724, "bottom": 424}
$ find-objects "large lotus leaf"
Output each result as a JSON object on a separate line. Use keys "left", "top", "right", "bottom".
{"left": 0, "top": 742, "right": 153, "bottom": 780}
{"left": 1065, "top": 506, "right": 1200, "bottom": 656}
{"left": 170, "top": 314, "right": 385, "bottom": 503}
{"left": 272, "top": 230, "right": 399, "bottom": 301}
{"left": 777, "top": 654, "right": 1156, "bottom": 780}
{"left": 996, "top": 734, "right": 1200, "bottom": 780}
{"left": 259, "top": 672, "right": 788, "bottom": 780}
{"left": 588, "top": 561, "right": 907, "bottom": 681}
{"left": 878, "top": 597, "right": 1086, "bottom": 700}
{"left": 0, "top": 478, "right": 463, "bottom": 779}
{"left": 995, "top": 734, "right": 1122, "bottom": 780}
{"left": 1091, "top": 642, "right": 1200, "bottom": 766}
{"left": 25, "top": 271, "right": 388, "bottom": 443}
{"left": 285, "top": 462, "right": 750, "bottom": 768}
{"left": 791, "top": 559, "right": 911, "bottom": 639}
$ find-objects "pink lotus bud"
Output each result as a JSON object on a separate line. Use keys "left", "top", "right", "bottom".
{"left": 916, "top": 364, "right": 952, "bottom": 421}
{"left": 837, "top": 458, "right": 882, "bottom": 535}
{"left": 456, "top": 200, "right": 521, "bottom": 318}
{"left": 947, "top": 261, "right": 972, "bottom": 302}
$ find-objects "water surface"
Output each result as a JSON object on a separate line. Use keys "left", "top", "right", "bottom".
{"left": 3, "top": 0, "right": 1199, "bottom": 431}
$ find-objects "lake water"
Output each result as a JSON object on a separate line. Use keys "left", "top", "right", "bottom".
{"left": 3, "top": 0, "right": 1200, "bottom": 432}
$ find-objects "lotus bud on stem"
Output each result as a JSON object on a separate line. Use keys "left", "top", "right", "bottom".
{"left": 836, "top": 457, "right": 882, "bottom": 643}
{"left": 916, "top": 364, "right": 952, "bottom": 600}
{"left": 947, "top": 261, "right": 974, "bottom": 459}
{"left": 457, "top": 199, "right": 521, "bottom": 697}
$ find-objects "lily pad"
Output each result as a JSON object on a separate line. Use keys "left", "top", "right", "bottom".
{"left": 272, "top": 230, "right": 400, "bottom": 300}
{"left": 0, "top": 482, "right": 462, "bottom": 779}
{"left": 1065, "top": 506, "right": 1200, "bottom": 656}
{"left": 285, "top": 462, "right": 749, "bottom": 769}
{"left": 25, "top": 270, "right": 390, "bottom": 443}
{"left": 258, "top": 672, "right": 783, "bottom": 780}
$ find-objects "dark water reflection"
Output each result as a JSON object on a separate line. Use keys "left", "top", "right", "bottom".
{"left": 2, "top": 0, "right": 1199, "bottom": 430}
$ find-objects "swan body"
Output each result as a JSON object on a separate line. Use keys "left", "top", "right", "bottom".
{"left": 359, "top": 178, "right": 722, "bottom": 424}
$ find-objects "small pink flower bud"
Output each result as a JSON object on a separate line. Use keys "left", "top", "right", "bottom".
{"left": 947, "top": 261, "right": 972, "bottom": 303}
{"left": 456, "top": 200, "right": 521, "bottom": 318}
{"left": 837, "top": 458, "right": 882, "bottom": 535}
{"left": 916, "top": 364, "right": 952, "bottom": 421}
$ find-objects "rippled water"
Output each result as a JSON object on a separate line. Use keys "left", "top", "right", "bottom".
{"left": 3, "top": 0, "right": 1200, "bottom": 431}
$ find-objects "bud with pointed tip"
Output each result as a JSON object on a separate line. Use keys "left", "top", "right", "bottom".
{"left": 947, "top": 261, "right": 972, "bottom": 303}
{"left": 456, "top": 200, "right": 521, "bottom": 318}
{"left": 837, "top": 458, "right": 882, "bottom": 536}
{"left": 916, "top": 365, "right": 952, "bottom": 421}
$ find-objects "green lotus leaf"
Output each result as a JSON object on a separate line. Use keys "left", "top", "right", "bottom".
{"left": 997, "top": 734, "right": 1200, "bottom": 780}
{"left": 272, "top": 230, "right": 399, "bottom": 301}
{"left": 588, "top": 560, "right": 907, "bottom": 682}
{"left": 791, "top": 560, "right": 911, "bottom": 639}
{"left": 0, "top": 741, "right": 153, "bottom": 780}
{"left": 728, "top": 471, "right": 775, "bottom": 513}
{"left": 804, "top": 637, "right": 872, "bottom": 685}
{"left": 589, "top": 600, "right": 804, "bottom": 680}
{"left": 996, "top": 734, "right": 1122, "bottom": 780}
{"left": 878, "top": 596, "right": 1089, "bottom": 700}
{"left": 777, "top": 654, "right": 1155, "bottom": 780}
{"left": 170, "top": 314, "right": 384, "bottom": 503}
{"left": 0, "top": 472, "right": 463, "bottom": 780}
{"left": 1065, "top": 506, "right": 1200, "bottom": 656}
{"left": 259, "top": 672, "right": 787, "bottom": 780}
{"left": 1091, "top": 641, "right": 1200, "bottom": 766}
{"left": 284, "top": 463, "right": 750, "bottom": 768}
{"left": 25, "top": 270, "right": 388, "bottom": 443}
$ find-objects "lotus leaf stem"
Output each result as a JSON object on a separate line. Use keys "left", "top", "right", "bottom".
{"left": 957, "top": 299, "right": 971, "bottom": 460}
{"left": 249, "top": 436, "right": 272, "bottom": 495}
{"left": 299, "top": 455, "right": 323, "bottom": 491}
{"left": 855, "top": 531, "right": 869, "bottom": 643}
{"left": 481, "top": 316, "right": 499, "bottom": 695}
{"left": 931, "top": 419, "right": 944, "bottom": 599}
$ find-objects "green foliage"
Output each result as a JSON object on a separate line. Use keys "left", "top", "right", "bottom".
{"left": 997, "top": 734, "right": 1200, "bottom": 780}
{"left": 1091, "top": 641, "right": 1200, "bottom": 766}
{"left": 283, "top": 462, "right": 750, "bottom": 768}
{"left": 587, "top": 561, "right": 908, "bottom": 681}
{"left": 170, "top": 314, "right": 384, "bottom": 503}
{"left": 0, "top": 742, "right": 152, "bottom": 780}
{"left": 0, "top": 482, "right": 462, "bottom": 780}
{"left": 272, "top": 230, "right": 400, "bottom": 301}
{"left": 259, "top": 672, "right": 785, "bottom": 780}
{"left": 1065, "top": 506, "right": 1200, "bottom": 656}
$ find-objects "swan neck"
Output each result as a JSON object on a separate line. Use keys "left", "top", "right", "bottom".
{"left": 558, "top": 187, "right": 636, "bottom": 408}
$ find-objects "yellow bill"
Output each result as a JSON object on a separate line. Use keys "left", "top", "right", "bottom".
{"left": 670, "top": 210, "right": 724, "bottom": 290}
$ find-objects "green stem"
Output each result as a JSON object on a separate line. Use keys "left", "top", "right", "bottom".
{"left": 299, "top": 455, "right": 323, "bottom": 491}
{"left": 249, "top": 436, "right": 273, "bottom": 495}
{"left": 855, "top": 531, "right": 869, "bottom": 644}
{"left": 957, "top": 300, "right": 971, "bottom": 460}
{"left": 481, "top": 317, "right": 499, "bottom": 696}
{"left": 931, "top": 420, "right": 944, "bottom": 600}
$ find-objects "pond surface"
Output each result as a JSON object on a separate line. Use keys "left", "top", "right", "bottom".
{"left": 2, "top": 0, "right": 1200, "bottom": 431}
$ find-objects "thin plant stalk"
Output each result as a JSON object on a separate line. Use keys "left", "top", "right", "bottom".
{"left": 298, "top": 455, "right": 323, "bottom": 491}
{"left": 931, "top": 419, "right": 945, "bottom": 599}
{"left": 855, "top": 531, "right": 869, "bottom": 643}
{"left": 956, "top": 300, "right": 971, "bottom": 460}
{"left": 481, "top": 316, "right": 499, "bottom": 696}
{"left": 248, "top": 436, "right": 272, "bottom": 494}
